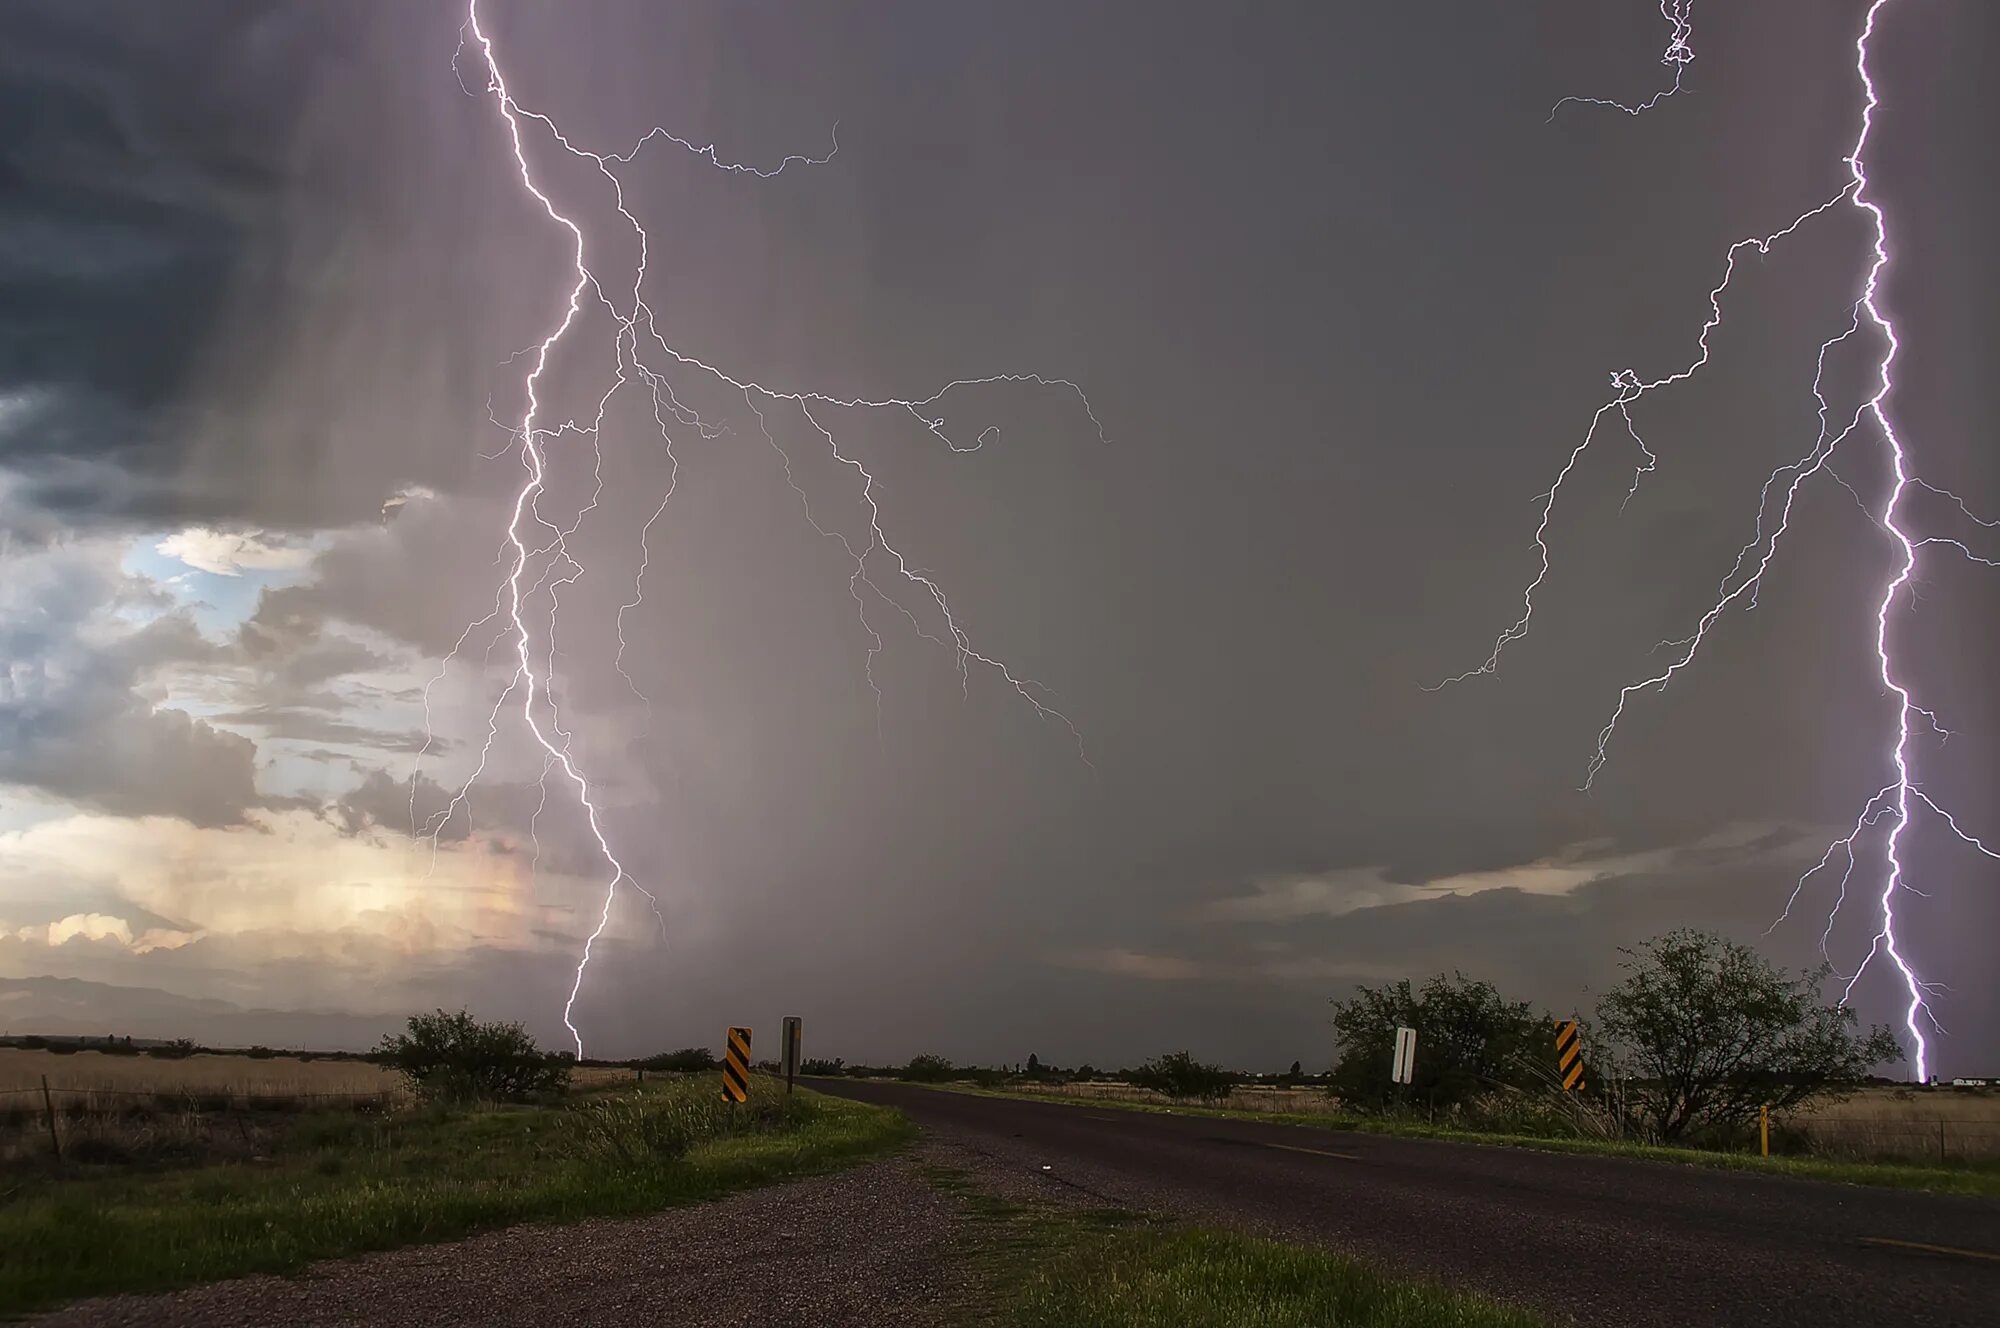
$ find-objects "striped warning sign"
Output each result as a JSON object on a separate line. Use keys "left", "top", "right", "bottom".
{"left": 722, "top": 1026, "right": 752, "bottom": 1103}
{"left": 1553, "top": 1018, "right": 1585, "bottom": 1092}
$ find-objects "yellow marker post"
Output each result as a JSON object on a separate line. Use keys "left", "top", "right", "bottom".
{"left": 1552, "top": 1019, "right": 1585, "bottom": 1092}
{"left": 722, "top": 1026, "right": 752, "bottom": 1104}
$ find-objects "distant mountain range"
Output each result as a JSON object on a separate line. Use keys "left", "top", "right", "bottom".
{"left": 0, "top": 975, "right": 397, "bottom": 1052}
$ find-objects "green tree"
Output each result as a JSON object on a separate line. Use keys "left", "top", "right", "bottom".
{"left": 1328, "top": 973, "right": 1544, "bottom": 1110}
{"left": 376, "top": 1009, "right": 570, "bottom": 1103}
{"left": 901, "top": 1053, "right": 955, "bottom": 1083}
{"left": 1596, "top": 929, "right": 1902, "bottom": 1141}
{"left": 1130, "top": 1051, "right": 1235, "bottom": 1103}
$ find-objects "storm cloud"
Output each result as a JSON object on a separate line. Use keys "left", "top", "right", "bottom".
{"left": 2, "top": 1, "right": 1995, "bottom": 1072}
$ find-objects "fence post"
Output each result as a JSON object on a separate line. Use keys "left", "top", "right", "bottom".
{"left": 1759, "top": 1103, "right": 1769, "bottom": 1158}
{"left": 40, "top": 1076, "right": 61, "bottom": 1163}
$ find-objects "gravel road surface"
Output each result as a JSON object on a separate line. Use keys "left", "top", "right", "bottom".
{"left": 819, "top": 1078, "right": 2000, "bottom": 1328}
{"left": 33, "top": 1159, "right": 977, "bottom": 1327}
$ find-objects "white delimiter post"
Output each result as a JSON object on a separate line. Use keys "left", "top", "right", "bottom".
{"left": 1391, "top": 1026, "right": 1417, "bottom": 1085}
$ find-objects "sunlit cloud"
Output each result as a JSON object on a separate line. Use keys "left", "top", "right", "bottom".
{"left": 156, "top": 527, "right": 318, "bottom": 577}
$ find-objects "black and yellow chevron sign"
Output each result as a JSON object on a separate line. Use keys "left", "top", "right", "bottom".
{"left": 1553, "top": 1018, "right": 1585, "bottom": 1092}
{"left": 722, "top": 1026, "right": 752, "bottom": 1103}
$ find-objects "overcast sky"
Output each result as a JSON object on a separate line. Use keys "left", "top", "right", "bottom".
{"left": 3, "top": 1, "right": 1995, "bottom": 1073}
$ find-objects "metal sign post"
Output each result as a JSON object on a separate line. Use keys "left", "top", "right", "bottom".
{"left": 1391, "top": 1026, "right": 1417, "bottom": 1085}
{"left": 782, "top": 1016, "right": 802, "bottom": 1096}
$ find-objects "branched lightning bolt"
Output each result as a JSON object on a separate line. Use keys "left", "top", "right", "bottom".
{"left": 1444, "top": 1, "right": 1994, "bottom": 1080}
{"left": 1549, "top": 0, "right": 1695, "bottom": 120}
{"left": 417, "top": 1, "right": 1101, "bottom": 1055}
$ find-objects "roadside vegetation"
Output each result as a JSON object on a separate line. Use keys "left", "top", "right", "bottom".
{"left": 927, "top": 1167, "right": 1546, "bottom": 1328}
{"left": 0, "top": 1011, "right": 908, "bottom": 1315}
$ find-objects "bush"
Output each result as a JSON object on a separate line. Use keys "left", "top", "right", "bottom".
{"left": 640, "top": 1047, "right": 718, "bottom": 1073}
{"left": 1597, "top": 929, "right": 1903, "bottom": 1142}
{"left": 1130, "top": 1051, "right": 1235, "bottom": 1103}
{"left": 900, "top": 1053, "right": 955, "bottom": 1083}
{"left": 375, "top": 1009, "right": 570, "bottom": 1103}
{"left": 245, "top": 1046, "right": 277, "bottom": 1060}
{"left": 564, "top": 1088, "right": 815, "bottom": 1168}
{"left": 800, "top": 1057, "right": 845, "bottom": 1076}
{"left": 1328, "top": 973, "right": 1545, "bottom": 1111}
{"left": 146, "top": 1039, "right": 200, "bottom": 1060}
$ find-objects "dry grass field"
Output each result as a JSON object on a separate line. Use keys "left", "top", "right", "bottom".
{"left": 0, "top": 1048, "right": 401, "bottom": 1108}
{"left": 1783, "top": 1085, "right": 2000, "bottom": 1161}
{"left": 0, "top": 1048, "right": 643, "bottom": 1167}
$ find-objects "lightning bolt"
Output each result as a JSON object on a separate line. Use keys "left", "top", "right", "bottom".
{"left": 1443, "top": 0, "right": 1993, "bottom": 1081}
{"left": 1548, "top": 0, "right": 1695, "bottom": 120}
{"left": 422, "top": 1, "right": 1102, "bottom": 1056}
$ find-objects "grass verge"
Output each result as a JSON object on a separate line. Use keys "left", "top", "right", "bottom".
{"left": 925, "top": 1166, "right": 1545, "bottom": 1328}
{"left": 0, "top": 1075, "right": 908, "bottom": 1316}
{"left": 911, "top": 1081, "right": 2000, "bottom": 1199}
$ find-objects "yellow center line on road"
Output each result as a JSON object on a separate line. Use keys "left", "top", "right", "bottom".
{"left": 1242, "top": 1140, "right": 1360, "bottom": 1161}
{"left": 1858, "top": 1236, "right": 2000, "bottom": 1265}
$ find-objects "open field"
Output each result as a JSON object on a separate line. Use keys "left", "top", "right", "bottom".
{"left": 0, "top": 1072, "right": 907, "bottom": 1316}
{"left": 1, "top": 1047, "right": 401, "bottom": 1105}
{"left": 1789, "top": 1086, "right": 2000, "bottom": 1161}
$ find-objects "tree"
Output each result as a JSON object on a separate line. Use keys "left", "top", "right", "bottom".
{"left": 1596, "top": 929, "right": 1903, "bottom": 1141}
{"left": 901, "top": 1053, "right": 955, "bottom": 1083}
{"left": 1026, "top": 1053, "right": 1042, "bottom": 1075}
{"left": 1130, "top": 1051, "right": 1235, "bottom": 1103}
{"left": 800, "top": 1057, "right": 845, "bottom": 1075}
{"left": 1288, "top": 1060, "right": 1303, "bottom": 1080}
{"left": 1328, "top": 973, "right": 1544, "bottom": 1110}
{"left": 640, "top": 1047, "right": 718, "bottom": 1073}
{"left": 376, "top": 1009, "right": 571, "bottom": 1103}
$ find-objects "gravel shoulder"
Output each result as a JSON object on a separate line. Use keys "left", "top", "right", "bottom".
{"left": 32, "top": 1158, "right": 982, "bottom": 1328}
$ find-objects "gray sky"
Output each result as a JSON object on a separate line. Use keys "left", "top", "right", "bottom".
{"left": 3, "top": 1, "right": 1996, "bottom": 1074}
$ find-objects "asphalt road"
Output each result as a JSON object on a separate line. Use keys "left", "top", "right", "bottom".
{"left": 814, "top": 1079, "right": 2000, "bottom": 1327}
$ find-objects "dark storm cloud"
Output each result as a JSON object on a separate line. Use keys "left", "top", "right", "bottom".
{"left": 0, "top": 1, "right": 531, "bottom": 536}
{"left": 1, "top": 2, "right": 304, "bottom": 521}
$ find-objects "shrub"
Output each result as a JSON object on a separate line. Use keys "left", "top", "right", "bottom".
{"left": 1597, "top": 929, "right": 1903, "bottom": 1142}
{"left": 640, "top": 1047, "right": 719, "bottom": 1073}
{"left": 147, "top": 1038, "right": 200, "bottom": 1060}
{"left": 901, "top": 1053, "right": 955, "bottom": 1083}
{"left": 800, "top": 1057, "right": 845, "bottom": 1076}
{"left": 1130, "top": 1051, "right": 1235, "bottom": 1103}
{"left": 1328, "top": 973, "right": 1545, "bottom": 1111}
{"left": 245, "top": 1046, "right": 277, "bottom": 1060}
{"left": 375, "top": 1009, "right": 570, "bottom": 1103}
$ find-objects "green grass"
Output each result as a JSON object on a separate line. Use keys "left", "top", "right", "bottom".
{"left": 913, "top": 1081, "right": 2000, "bottom": 1199}
{"left": 1014, "top": 1226, "right": 1548, "bottom": 1328}
{"left": 0, "top": 1075, "right": 909, "bottom": 1316}
{"left": 922, "top": 1165, "right": 1545, "bottom": 1328}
